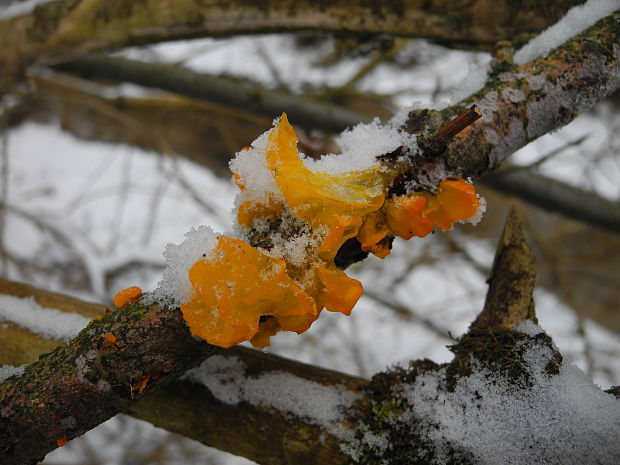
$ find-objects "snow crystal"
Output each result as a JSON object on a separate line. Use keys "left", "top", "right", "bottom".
{"left": 183, "top": 354, "right": 360, "bottom": 428}
{"left": 0, "top": 294, "right": 90, "bottom": 341}
{"left": 514, "top": 0, "right": 619, "bottom": 65}
{"left": 149, "top": 226, "right": 218, "bottom": 306}
{"left": 304, "top": 119, "right": 417, "bottom": 174}
{"left": 229, "top": 123, "right": 283, "bottom": 206}
{"left": 516, "top": 319, "right": 544, "bottom": 337}
{"left": 443, "top": 55, "right": 492, "bottom": 108}
{"left": 0, "top": 364, "right": 26, "bottom": 383}
{"left": 264, "top": 222, "right": 321, "bottom": 268}
{"left": 397, "top": 339, "right": 620, "bottom": 464}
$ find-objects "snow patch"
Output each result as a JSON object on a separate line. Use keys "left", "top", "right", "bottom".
{"left": 183, "top": 354, "right": 360, "bottom": 428}
{"left": 304, "top": 119, "right": 416, "bottom": 174}
{"left": 149, "top": 226, "right": 218, "bottom": 306}
{"left": 0, "top": 364, "right": 26, "bottom": 383}
{"left": 514, "top": 0, "right": 619, "bottom": 65}
{"left": 0, "top": 294, "right": 90, "bottom": 341}
{"left": 395, "top": 339, "right": 620, "bottom": 464}
{"left": 516, "top": 319, "right": 544, "bottom": 337}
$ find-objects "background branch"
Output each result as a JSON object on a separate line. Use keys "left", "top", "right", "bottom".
{"left": 0, "top": 0, "right": 586, "bottom": 75}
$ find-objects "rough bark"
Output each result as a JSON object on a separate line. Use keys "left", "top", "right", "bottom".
{"left": 0, "top": 0, "right": 586, "bottom": 75}
{"left": 471, "top": 206, "right": 537, "bottom": 330}
{"left": 0, "top": 11, "right": 619, "bottom": 465}
{"left": 3, "top": 210, "right": 615, "bottom": 465}
{"left": 0, "top": 278, "right": 366, "bottom": 465}
{"left": 0, "top": 281, "right": 219, "bottom": 465}
{"left": 14, "top": 53, "right": 619, "bottom": 234}
{"left": 400, "top": 11, "right": 620, "bottom": 181}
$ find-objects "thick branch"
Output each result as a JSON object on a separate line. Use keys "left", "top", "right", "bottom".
{"left": 0, "top": 280, "right": 219, "bottom": 465}
{"left": 16, "top": 56, "right": 619, "bottom": 234}
{"left": 0, "top": 279, "right": 366, "bottom": 465}
{"left": 0, "top": 0, "right": 586, "bottom": 75}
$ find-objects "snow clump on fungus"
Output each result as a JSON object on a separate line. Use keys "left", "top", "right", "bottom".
{"left": 177, "top": 113, "right": 484, "bottom": 348}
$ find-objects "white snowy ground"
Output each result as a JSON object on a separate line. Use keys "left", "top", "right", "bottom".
{"left": 1, "top": 5, "right": 620, "bottom": 462}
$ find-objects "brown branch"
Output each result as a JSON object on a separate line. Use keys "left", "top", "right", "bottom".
{"left": 2, "top": 220, "right": 619, "bottom": 464}
{"left": 0, "top": 279, "right": 219, "bottom": 465}
{"left": 52, "top": 55, "right": 373, "bottom": 133}
{"left": 0, "top": 0, "right": 587, "bottom": 76}
{"left": 0, "top": 278, "right": 366, "bottom": 464}
{"left": 471, "top": 206, "right": 537, "bottom": 330}
{"left": 25, "top": 50, "right": 620, "bottom": 235}
{"left": 482, "top": 168, "right": 620, "bottom": 234}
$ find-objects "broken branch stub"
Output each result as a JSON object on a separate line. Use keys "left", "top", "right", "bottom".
{"left": 472, "top": 205, "right": 537, "bottom": 330}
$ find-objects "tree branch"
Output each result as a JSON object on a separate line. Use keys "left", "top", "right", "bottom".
{"left": 471, "top": 206, "right": 537, "bottom": 330}
{"left": 0, "top": 278, "right": 366, "bottom": 465}
{"left": 0, "top": 279, "right": 219, "bottom": 465}
{"left": 0, "top": 0, "right": 587, "bottom": 76}
{"left": 3, "top": 208, "right": 617, "bottom": 464}
{"left": 481, "top": 168, "right": 620, "bottom": 234}
{"left": 52, "top": 55, "right": 373, "bottom": 133}
{"left": 405, "top": 11, "right": 620, "bottom": 179}
{"left": 10, "top": 52, "right": 619, "bottom": 233}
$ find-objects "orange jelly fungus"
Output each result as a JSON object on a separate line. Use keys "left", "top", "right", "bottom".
{"left": 181, "top": 236, "right": 317, "bottom": 348}
{"left": 181, "top": 114, "right": 481, "bottom": 348}
{"left": 113, "top": 286, "right": 142, "bottom": 308}
{"left": 104, "top": 333, "right": 117, "bottom": 344}
{"left": 56, "top": 436, "right": 68, "bottom": 447}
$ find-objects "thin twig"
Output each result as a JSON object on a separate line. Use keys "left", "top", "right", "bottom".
{"left": 0, "top": 130, "right": 8, "bottom": 277}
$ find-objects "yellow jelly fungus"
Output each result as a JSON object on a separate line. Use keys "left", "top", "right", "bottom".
{"left": 180, "top": 114, "right": 482, "bottom": 348}
{"left": 266, "top": 113, "right": 387, "bottom": 256}
{"left": 113, "top": 286, "right": 142, "bottom": 308}
{"left": 180, "top": 236, "right": 317, "bottom": 348}
{"left": 316, "top": 265, "right": 363, "bottom": 316}
{"left": 424, "top": 178, "right": 480, "bottom": 230}
{"left": 237, "top": 198, "right": 282, "bottom": 227}
{"left": 386, "top": 195, "right": 434, "bottom": 240}
{"left": 357, "top": 209, "right": 391, "bottom": 256}
{"left": 250, "top": 317, "right": 281, "bottom": 349}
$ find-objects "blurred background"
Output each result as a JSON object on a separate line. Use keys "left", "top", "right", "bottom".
{"left": 1, "top": 28, "right": 619, "bottom": 465}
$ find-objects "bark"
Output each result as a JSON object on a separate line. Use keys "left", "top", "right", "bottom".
{"left": 403, "top": 11, "right": 620, "bottom": 180}
{"left": 0, "top": 0, "right": 586, "bottom": 76}
{"left": 1, "top": 11, "right": 619, "bottom": 465}
{"left": 26, "top": 40, "right": 620, "bottom": 233}
{"left": 0, "top": 278, "right": 365, "bottom": 465}
{"left": 3, "top": 210, "right": 615, "bottom": 464}
{"left": 471, "top": 206, "right": 537, "bottom": 330}
{"left": 0, "top": 279, "right": 219, "bottom": 465}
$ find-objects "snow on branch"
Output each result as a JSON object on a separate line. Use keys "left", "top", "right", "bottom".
{"left": 1, "top": 210, "right": 619, "bottom": 464}
{"left": 1, "top": 11, "right": 620, "bottom": 464}
{"left": 0, "top": 0, "right": 587, "bottom": 74}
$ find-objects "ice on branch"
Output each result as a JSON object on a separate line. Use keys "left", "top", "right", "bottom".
{"left": 149, "top": 114, "right": 484, "bottom": 348}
